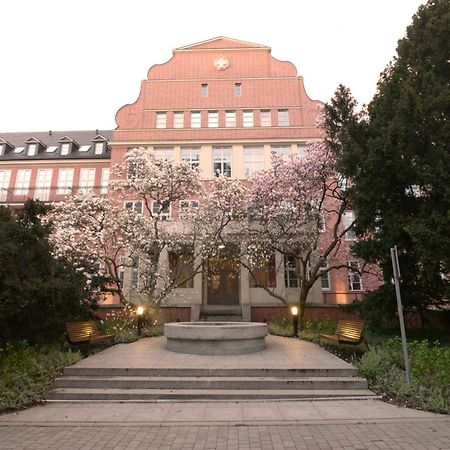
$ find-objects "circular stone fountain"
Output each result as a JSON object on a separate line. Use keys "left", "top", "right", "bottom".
{"left": 164, "top": 322, "right": 268, "bottom": 355}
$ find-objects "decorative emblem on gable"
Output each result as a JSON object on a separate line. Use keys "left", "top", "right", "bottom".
{"left": 214, "top": 56, "right": 229, "bottom": 71}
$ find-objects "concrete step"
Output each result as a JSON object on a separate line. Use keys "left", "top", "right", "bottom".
{"left": 46, "top": 388, "right": 378, "bottom": 401}
{"left": 199, "top": 316, "right": 244, "bottom": 322}
{"left": 63, "top": 367, "right": 359, "bottom": 378}
{"left": 200, "top": 306, "right": 242, "bottom": 316}
{"left": 54, "top": 376, "right": 368, "bottom": 390}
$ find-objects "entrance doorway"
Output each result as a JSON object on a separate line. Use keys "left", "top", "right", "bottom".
{"left": 206, "top": 244, "right": 240, "bottom": 305}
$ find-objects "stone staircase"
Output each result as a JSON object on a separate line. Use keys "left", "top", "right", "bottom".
{"left": 46, "top": 367, "right": 377, "bottom": 402}
{"left": 199, "top": 305, "right": 245, "bottom": 322}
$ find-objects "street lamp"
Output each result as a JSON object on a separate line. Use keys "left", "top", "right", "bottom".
{"left": 137, "top": 306, "right": 144, "bottom": 336}
{"left": 291, "top": 306, "right": 299, "bottom": 338}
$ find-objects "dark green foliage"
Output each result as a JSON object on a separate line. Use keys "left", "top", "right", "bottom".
{"left": 324, "top": 0, "right": 450, "bottom": 322}
{"left": 358, "top": 338, "right": 450, "bottom": 413}
{"left": 0, "top": 201, "right": 93, "bottom": 344}
{"left": 0, "top": 341, "right": 81, "bottom": 412}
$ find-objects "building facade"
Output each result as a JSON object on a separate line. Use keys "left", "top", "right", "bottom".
{"left": 0, "top": 37, "right": 377, "bottom": 321}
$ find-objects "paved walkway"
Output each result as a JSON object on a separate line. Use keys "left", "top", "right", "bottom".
{"left": 1, "top": 335, "right": 449, "bottom": 448}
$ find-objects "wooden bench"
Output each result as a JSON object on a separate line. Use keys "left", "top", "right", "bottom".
{"left": 65, "top": 321, "right": 114, "bottom": 349}
{"left": 319, "top": 320, "right": 368, "bottom": 349}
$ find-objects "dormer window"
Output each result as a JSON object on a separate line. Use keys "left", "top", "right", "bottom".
{"left": 0, "top": 140, "right": 13, "bottom": 155}
{"left": 94, "top": 142, "right": 104, "bottom": 155}
{"left": 27, "top": 144, "right": 37, "bottom": 156}
{"left": 60, "top": 143, "right": 71, "bottom": 155}
{"left": 0, "top": 144, "right": 4, "bottom": 155}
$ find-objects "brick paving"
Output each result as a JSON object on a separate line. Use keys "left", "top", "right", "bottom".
{"left": 1, "top": 421, "right": 450, "bottom": 449}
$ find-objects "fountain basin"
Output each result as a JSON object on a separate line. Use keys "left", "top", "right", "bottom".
{"left": 164, "top": 321, "right": 268, "bottom": 355}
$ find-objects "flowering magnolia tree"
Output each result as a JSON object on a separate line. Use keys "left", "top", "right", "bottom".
{"left": 47, "top": 193, "right": 140, "bottom": 304}
{"left": 241, "top": 143, "right": 356, "bottom": 327}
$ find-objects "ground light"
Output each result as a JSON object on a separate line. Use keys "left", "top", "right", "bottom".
{"left": 136, "top": 306, "right": 145, "bottom": 336}
{"left": 291, "top": 305, "right": 299, "bottom": 338}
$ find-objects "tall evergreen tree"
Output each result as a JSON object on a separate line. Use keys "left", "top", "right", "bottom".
{"left": 324, "top": 0, "right": 450, "bottom": 325}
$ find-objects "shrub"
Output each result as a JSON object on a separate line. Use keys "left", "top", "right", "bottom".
{"left": 357, "top": 338, "right": 450, "bottom": 414}
{"left": 0, "top": 341, "right": 81, "bottom": 412}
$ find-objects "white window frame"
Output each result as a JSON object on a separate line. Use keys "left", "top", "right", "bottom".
{"left": 173, "top": 111, "right": 184, "bottom": 128}
{"left": 151, "top": 200, "right": 171, "bottom": 220}
{"left": 320, "top": 262, "right": 331, "bottom": 291}
{"left": 348, "top": 260, "right": 363, "bottom": 291}
{"left": 271, "top": 145, "right": 291, "bottom": 161}
{"left": 208, "top": 111, "right": 218, "bottom": 128}
{"left": 0, "top": 144, "right": 4, "bottom": 155}
{"left": 34, "top": 169, "right": 53, "bottom": 201}
{"left": 343, "top": 210, "right": 356, "bottom": 240}
{"left": 201, "top": 84, "right": 208, "bottom": 97}
{"left": 235, "top": 83, "right": 242, "bottom": 97}
{"left": 179, "top": 199, "right": 199, "bottom": 220}
{"left": 181, "top": 148, "right": 200, "bottom": 168}
{"left": 15, "top": 169, "right": 31, "bottom": 196}
{"left": 79, "top": 168, "right": 96, "bottom": 193}
{"left": 124, "top": 200, "right": 143, "bottom": 214}
{"left": 284, "top": 255, "right": 299, "bottom": 288}
{"left": 153, "top": 147, "right": 174, "bottom": 161}
{"left": 191, "top": 111, "right": 201, "bottom": 128}
{"left": 60, "top": 143, "right": 70, "bottom": 155}
{"left": 243, "top": 110, "right": 254, "bottom": 127}
{"left": 94, "top": 142, "right": 104, "bottom": 155}
{"left": 156, "top": 112, "right": 167, "bottom": 129}
{"left": 225, "top": 111, "right": 236, "bottom": 127}
{"left": 260, "top": 110, "right": 271, "bottom": 127}
{"left": 0, "top": 170, "right": 11, "bottom": 202}
{"left": 297, "top": 144, "right": 307, "bottom": 157}
{"left": 243, "top": 147, "right": 264, "bottom": 177}
{"left": 57, "top": 168, "right": 74, "bottom": 195}
{"left": 213, "top": 147, "right": 232, "bottom": 177}
{"left": 100, "top": 168, "right": 110, "bottom": 194}
{"left": 278, "top": 109, "right": 289, "bottom": 127}
{"left": 27, "top": 143, "right": 37, "bottom": 156}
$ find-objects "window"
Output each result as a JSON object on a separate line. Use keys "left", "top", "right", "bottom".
{"left": 100, "top": 168, "right": 110, "bottom": 194}
{"left": 94, "top": 142, "right": 104, "bottom": 155}
{"left": 284, "top": 255, "right": 299, "bottom": 288}
{"left": 201, "top": 84, "right": 208, "bottom": 97}
{"left": 27, "top": 143, "right": 37, "bottom": 156}
{"left": 34, "top": 169, "right": 53, "bottom": 201}
{"left": 173, "top": 112, "right": 184, "bottom": 128}
{"left": 179, "top": 200, "right": 199, "bottom": 220}
{"left": 57, "top": 168, "right": 74, "bottom": 195}
{"left": 152, "top": 200, "right": 170, "bottom": 220}
{"left": 235, "top": 83, "right": 242, "bottom": 96}
{"left": 79, "top": 168, "right": 95, "bottom": 193}
{"left": 0, "top": 144, "right": 4, "bottom": 155}
{"left": 278, "top": 109, "right": 289, "bottom": 126}
{"left": 318, "top": 213, "right": 326, "bottom": 233}
{"left": 320, "top": 262, "right": 331, "bottom": 290}
{"left": 60, "top": 143, "right": 70, "bottom": 155}
{"left": 208, "top": 111, "right": 218, "bottom": 128}
{"left": 46, "top": 145, "right": 58, "bottom": 153}
{"left": 260, "top": 110, "right": 271, "bottom": 127}
{"left": 169, "top": 249, "right": 194, "bottom": 288}
{"left": 213, "top": 147, "right": 232, "bottom": 177}
{"left": 225, "top": 111, "right": 236, "bottom": 127}
{"left": 343, "top": 210, "right": 356, "bottom": 240}
{"left": 297, "top": 144, "right": 307, "bottom": 157}
{"left": 191, "top": 111, "right": 201, "bottom": 128}
{"left": 131, "top": 257, "right": 139, "bottom": 288}
{"left": 348, "top": 260, "right": 363, "bottom": 291}
{"left": 181, "top": 148, "right": 200, "bottom": 168}
{"left": 243, "top": 110, "right": 254, "bottom": 127}
{"left": 153, "top": 147, "right": 174, "bottom": 161}
{"left": 15, "top": 169, "right": 31, "bottom": 196}
{"left": 156, "top": 112, "right": 167, "bottom": 129}
{"left": 271, "top": 145, "right": 290, "bottom": 161}
{"left": 249, "top": 253, "right": 276, "bottom": 288}
{"left": 0, "top": 170, "right": 11, "bottom": 202}
{"left": 118, "top": 256, "right": 125, "bottom": 288}
{"left": 244, "top": 147, "right": 264, "bottom": 177}
{"left": 14, "top": 146, "right": 24, "bottom": 154}
{"left": 124, "top": 200, "right": 143, "bottom": 214}
{"left": 78, "top": 145, "right": 90, "bottom": 152}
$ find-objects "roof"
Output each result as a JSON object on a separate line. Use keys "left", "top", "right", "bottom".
{"left": 0, "top": 130, "right": 113, "bottom": 161}
{"left": 174, "top": 36, "right": 271, "bottom": 52}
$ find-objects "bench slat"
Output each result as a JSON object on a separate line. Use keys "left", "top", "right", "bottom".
{"left": 65, "top": 321, "right": 112, "bottom": 345}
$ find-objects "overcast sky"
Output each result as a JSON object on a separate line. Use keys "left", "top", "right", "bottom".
{"left": 0, "top": 0, "right": 425, "bottom": 132}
